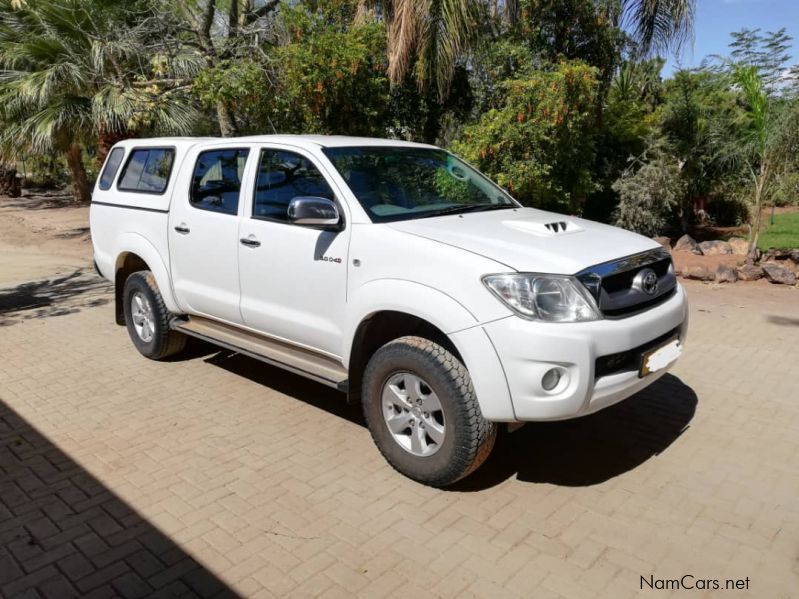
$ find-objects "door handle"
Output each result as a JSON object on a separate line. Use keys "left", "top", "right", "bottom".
{"left": 240, "top": 237, "right": 261, "bottom": 248}
{"left": 174, "top": 224, "right": 190, "bottom": 235}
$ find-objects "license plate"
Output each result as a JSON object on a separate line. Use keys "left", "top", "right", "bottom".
{"left": 639, "top": 337, "right": 682, "bottom": 377}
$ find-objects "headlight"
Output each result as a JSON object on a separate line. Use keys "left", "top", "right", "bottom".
{"left": 482, "top": 274, "right": 601, "bottom": 322}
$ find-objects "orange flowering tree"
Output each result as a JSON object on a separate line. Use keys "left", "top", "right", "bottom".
{"left": 452, "top": 61, "right": 599, "bottom": 213}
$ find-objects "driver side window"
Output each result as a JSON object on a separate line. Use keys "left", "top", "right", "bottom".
{"left": 253, "top": 149, "right": 334, "bottom": 221}
{"left": 190, "top": 149, "right": 250, "bottom": 215}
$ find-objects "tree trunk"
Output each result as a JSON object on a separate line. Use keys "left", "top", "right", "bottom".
{"left": 747, "top": 162, "right": 768, "bottom": 259}
{"left": 97, "top": 124, "right": 129, "bottom": 170}
{"left": 0, "top": 163, "right": 21, "bottom": 198}
{"left": 216, "top": 101, "right": 239, "bottom": 137}
{"left": 422, "top": 95, "right": 442, "bottom": 144}
{"left": 65, "top": 144, "right": 92, "bottom": 203}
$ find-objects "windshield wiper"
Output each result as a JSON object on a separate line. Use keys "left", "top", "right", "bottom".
{"left": 425, "top": 203, "right": 515, "bottom": 218}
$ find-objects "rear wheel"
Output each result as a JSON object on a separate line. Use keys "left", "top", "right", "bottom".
{"left": 122, "top": 271, "right": 186, "bottom": 360}
{"left": 362, "top": 336, "right": 496, "bottom": 487}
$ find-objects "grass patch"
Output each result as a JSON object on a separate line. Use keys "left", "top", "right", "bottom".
{"left": 758, "top": 212, "right": 799, "bottom": 249}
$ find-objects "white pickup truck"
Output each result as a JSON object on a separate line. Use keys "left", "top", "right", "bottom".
{"left": 90, "top": 135, "right": 687, "bottom": 486}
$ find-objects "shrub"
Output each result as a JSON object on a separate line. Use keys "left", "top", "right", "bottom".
{"left": 451, "top": 61, "right": 599, "bottom": 213}
{"left": 612, "top": 142, "right": 683, "bottom": 236}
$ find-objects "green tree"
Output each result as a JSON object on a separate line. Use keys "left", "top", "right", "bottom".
{"left": 658, "top": 69, "right": 740, "bottom": 228}
{"left": 722, "top": 65, "right": 799, "bottom": 254}
{"left": 582, "top": 58, "right": 663, "bottom": 222}
{"left": 612, "top": 137, "right": 682, "bottom": 235}
{"left": 452, "top": 61, "right": 598, "bottom": 212}
{"left": 0, "top": 0, "right": 198, "bottom": 201}
{"left": 266, "top": 1, "right": 390, "bottom": 135}
{"left": 729, "top": 28, "right": 792, "bottom": 92}
{"left": 169, "top": 0, "right": 283, "bottom": 136}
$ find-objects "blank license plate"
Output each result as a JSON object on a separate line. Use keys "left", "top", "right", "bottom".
{"left": 639, "top": 338, "right": 682, "bottom": 377}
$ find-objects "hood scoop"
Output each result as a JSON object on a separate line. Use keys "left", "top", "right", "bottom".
{"left": 504, "top": 218, "right": 583, "bottom": 237}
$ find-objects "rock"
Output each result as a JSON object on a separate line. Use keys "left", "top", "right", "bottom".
{"left": 728, "top": 238, "right": 749, "bottom": 256}
{"left": 698, "top": 240, "right": 733, "bottom": 256}
{"left": 715, "top": 265, "right": 738, "bottom": 283}
{"left": 791, "top": 249, "right": 799, "bottom": 265}
{"left": 683, "top": 265, "right": 714, "bottom": 281}
{"left": 652, "top": 236, "right": 671, "bottom": 250}
{"left": 763, "top": 248, "right": 794, "bottom": 261}
{"left": 674, "top": 234, "right": 702, "bottom": 254}
{"left": 737, "top": 264, "right": 764, "bottom": 281}
{"left": 762, "top": 262, "right": 797, "bottom": 285}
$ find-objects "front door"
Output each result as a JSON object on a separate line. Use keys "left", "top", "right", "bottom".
{"left": 169, "top": 146, "right": 252, "bottom": 323}
{"left": 238, "top": 147, "right": 350, "bottom": 357}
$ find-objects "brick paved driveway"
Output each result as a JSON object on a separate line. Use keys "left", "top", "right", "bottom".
{"left": 1, "top": 270, "right": 797, "bottom": 598}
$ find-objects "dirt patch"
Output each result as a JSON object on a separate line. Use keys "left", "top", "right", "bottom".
{"left": 0, "top": 189, "right": 92, "bottom": 285}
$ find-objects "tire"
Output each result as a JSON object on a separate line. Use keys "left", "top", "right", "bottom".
{"left": 122, "top": 271, "right": 186, "bottom": 360}
{"left": 362, "top": 336, "right": 496, "bottom": 487}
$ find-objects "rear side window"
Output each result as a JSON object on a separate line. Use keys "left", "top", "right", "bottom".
{"left": 190, "top": 149, "right": 250, "bottom": 216}
{"left": 118, "top": 148, "right": 175, "bottom": 194}
{"left": 98, "top": 147, "right": 125, "bottom": 190}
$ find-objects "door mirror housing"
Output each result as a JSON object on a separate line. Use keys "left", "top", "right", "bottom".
{"left": 287, "top": 197, "right": 342, "bottom": 230}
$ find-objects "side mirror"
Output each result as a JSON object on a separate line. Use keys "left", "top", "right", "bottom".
{"left": 287, "top": 197, "right": 342, "bottom": 230}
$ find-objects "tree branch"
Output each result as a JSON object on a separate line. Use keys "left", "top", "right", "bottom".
{"left": 242, "top": 0, "right": 280, "bottom": 26}
{"left": 228, "top": 0, "right": 239, "bottom": 39}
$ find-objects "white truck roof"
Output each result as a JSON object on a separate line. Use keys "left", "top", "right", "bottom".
{"left": 113, "top": 135, "right": 436, "bottom": 150}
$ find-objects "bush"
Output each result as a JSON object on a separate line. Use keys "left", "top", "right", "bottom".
{"left": 20, "top": 153, "right": 68, "bottom": 188}
{"left": 612, "top": 142, "right": 683, "bottom": 236}
{"left": 268, "top": 7, "right": 390, "bottom": 135}
{"left": 451, "top": 61, "right": 599, "bottom": 213}
{"left": 708, "top": 195, "right": 750, "bottom": 227}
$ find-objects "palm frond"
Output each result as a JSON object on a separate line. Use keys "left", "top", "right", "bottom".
{"left": 386, "top": 0, "right": 482, "bottom": 100}
{"left": 622, "top": 0, "right": 695, "bottom": 56}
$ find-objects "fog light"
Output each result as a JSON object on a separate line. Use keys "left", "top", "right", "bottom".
{"left": 542, "top": 368, "right": 562, "bottom": 391}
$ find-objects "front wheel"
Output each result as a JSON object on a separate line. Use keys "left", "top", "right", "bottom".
{"left": 362, "top": 336, "right": 496, "bottom": 487}
{"left": 122, "top": 271, "right": 186, "bottom": 360}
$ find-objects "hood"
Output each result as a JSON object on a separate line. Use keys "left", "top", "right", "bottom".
{"left": 387, "top": 207, "right": 659, "bottom": 274}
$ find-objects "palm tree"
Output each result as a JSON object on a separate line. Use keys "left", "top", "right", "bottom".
{"left": 724, "top": 65, "right": 797, "bottom": 257}
{"left": 0, "top": 0, "right": 199, "bottom": 202}
{"left": 370, "top": 0, "right": 693, "bottom": 103}
{"left": 620, "top": 0, "right": 695, "bottom": 57}
{"left": 361, "top": 0, "right": 483, "bottom": 102}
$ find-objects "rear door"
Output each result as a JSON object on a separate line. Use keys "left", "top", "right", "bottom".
{"left": 169, "top": 144, "right": 253, "bottom": 323}
{"left": 237, "top": 145, "right": 351, "bottom": 357}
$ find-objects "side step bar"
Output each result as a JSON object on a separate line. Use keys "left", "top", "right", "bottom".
{"left": 172, "top": 316, "right": 348, "bottom": 391}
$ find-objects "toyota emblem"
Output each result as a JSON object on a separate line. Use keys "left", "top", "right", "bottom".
{"left": 635, "top": 268, "right": 659, "bottom": 296}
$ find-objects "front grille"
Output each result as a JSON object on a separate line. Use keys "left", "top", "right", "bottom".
{"left": 577, "top": 248, "right": 677, "bottom": 318}
{"left": 601, "top": 256, "right": 671, "bottom": 293}
{"left": 602, "top": 287, "right": 677, "bottom": 318}
{"left": 595, "top": 327, "right": 679, "bottom": 379}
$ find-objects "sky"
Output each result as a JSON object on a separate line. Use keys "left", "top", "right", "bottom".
{"left": 662, "top": 0, "right": 799, "bottom": 75}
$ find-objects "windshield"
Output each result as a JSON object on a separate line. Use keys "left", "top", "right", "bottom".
{"left": 321, "top": 146, "right": 518, "bottom": 223}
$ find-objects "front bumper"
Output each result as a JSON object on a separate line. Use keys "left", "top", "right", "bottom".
{"left": 480, "top": 283, "right": 688, "bottom": 421}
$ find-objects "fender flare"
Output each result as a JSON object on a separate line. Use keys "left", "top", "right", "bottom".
{"left": 343, "top": 278, "right": 515, "bottom": 420}
{"left": 343, "top": 279, "right": 477, "bottom": 362}
{"left": 113, "top": 233, "right": 180, "bottom": 314}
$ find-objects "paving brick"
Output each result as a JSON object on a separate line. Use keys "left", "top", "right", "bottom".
{"left": 1, "top": 565, "right": 60, "bottom": 597}
{"left": 1, "top": 261, "right": 798, "bottom": 599}
{"left": 0, "top": 551, "right": 24, "bottom": 586}
{"left": 75, "top": 561, "right": 131, "bottom": 594}
{"left": 38, "top": 574, "right": 79, "bottom": 599}
{"left": 57, "top": 551, "right": 96, "bottom": 582}
{"left": 110, "top": 571, "right": 152, "bottom": 599}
